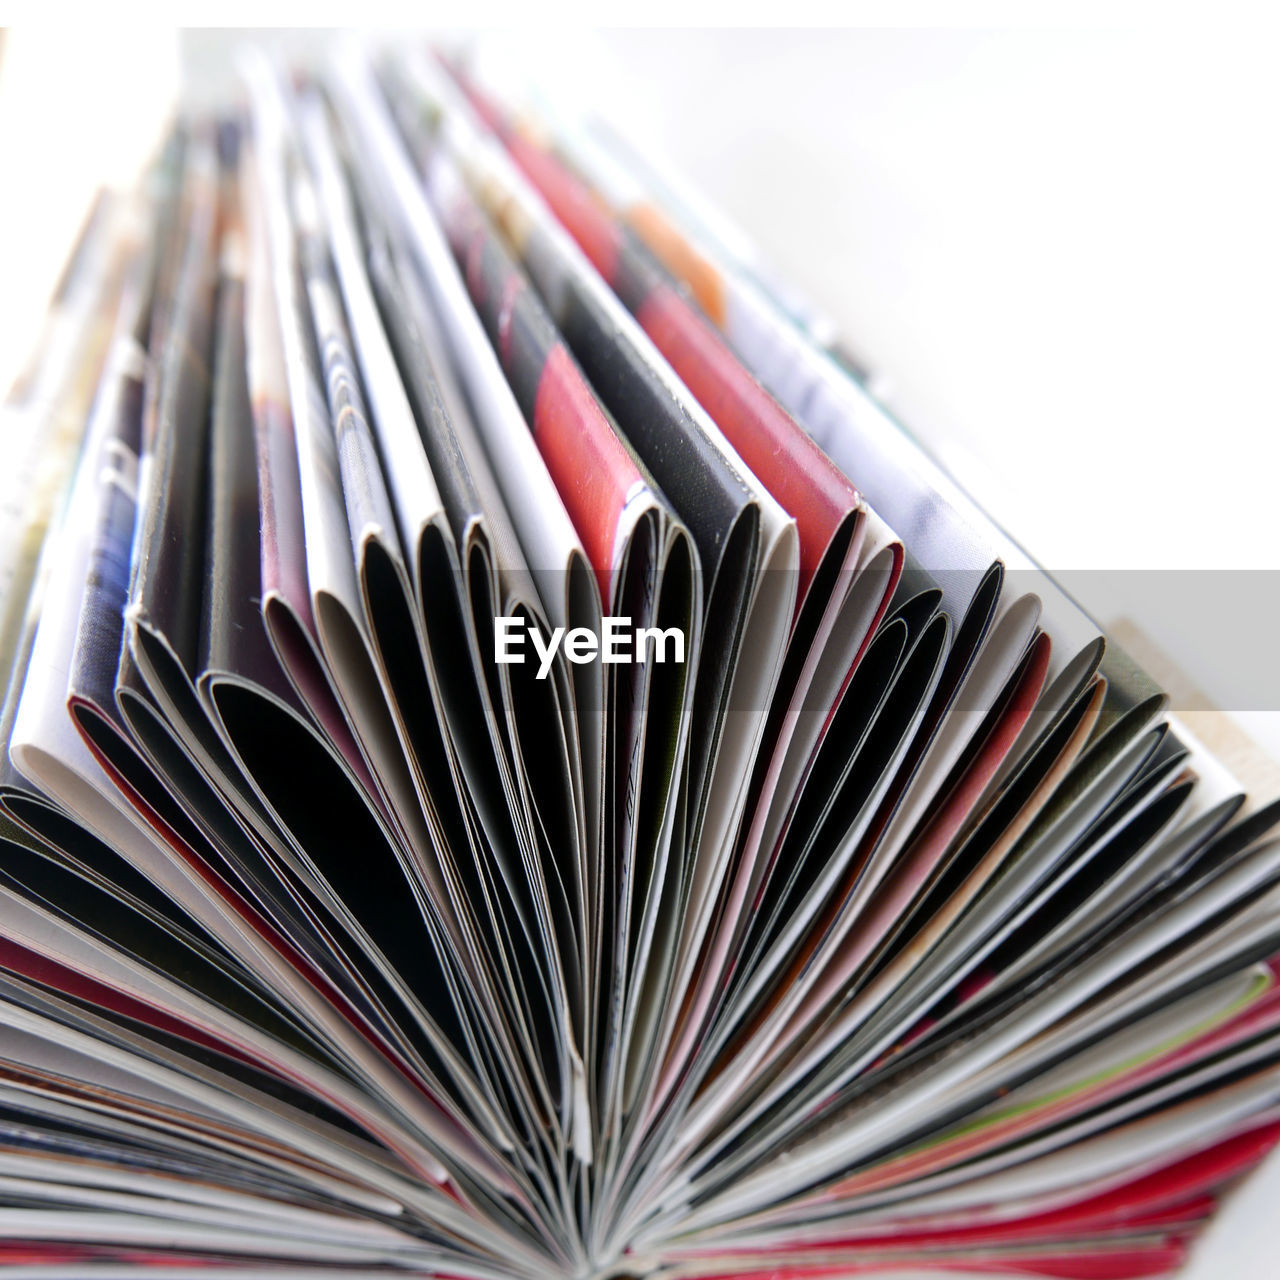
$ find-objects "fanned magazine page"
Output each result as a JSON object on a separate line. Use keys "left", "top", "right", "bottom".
{"left": 0, "top": 33, "right": 1277, "bottom": 1280}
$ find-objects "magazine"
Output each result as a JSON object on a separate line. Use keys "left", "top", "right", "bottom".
{"left": 0, "top": 39, "right": 1276, "bottom": 1280}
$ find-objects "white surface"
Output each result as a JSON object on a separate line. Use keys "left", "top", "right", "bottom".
{"left": 473, "top": 27, "right": 1280, "bottom": 751}
{"left": 2, "top": 22, "right": 1279, "bottom": 1278}
{"left": 0, "top": 28, "right": 176, "bottom": 400}
{"left": 532, "top": 28, "right": 1280, "bottom": 581}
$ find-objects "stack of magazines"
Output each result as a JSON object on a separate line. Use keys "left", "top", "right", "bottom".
{"left": 0, "top": 40, "right": 1277, "bottom": 1280}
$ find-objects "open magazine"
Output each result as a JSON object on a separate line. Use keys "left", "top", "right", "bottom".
{"left": 0, "top": 39, "right": 1277, "bottom": 1280}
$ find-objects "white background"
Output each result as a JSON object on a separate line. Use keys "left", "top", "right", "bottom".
{"left": 1, "top": 19, "right": 1278, "bottom": 1278}
{"left": 473, "top": 27, "right": 1280, "bottom": 745}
